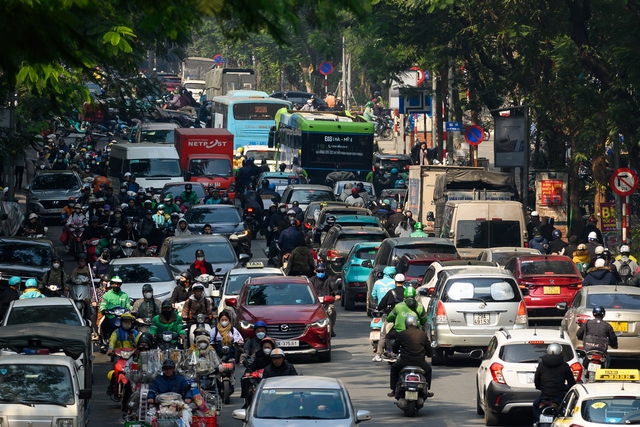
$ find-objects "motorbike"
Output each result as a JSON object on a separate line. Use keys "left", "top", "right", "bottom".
{"left": 86, "top": 237, "right": 101, "bottom": 265}
{"left": 121, "top": 239, "right": 136, "bottom": 257}
{"left": 535, "top": 397, "right": 560, "bottom": 427}
{"left": 68, "top": 225, "right": 86, "bottom": 256}
{"left": 216, "top": 345, "right": 236, "bottom": 404}
{"left": 157, "top": 330, "right": 182, "bottom": 351}
{"left": 580, "top": 349, "right": 610, "bottom": 382}
{"left": 370, "top": 309, "right": 384, "bottom": 352}
{"left": 392, "top": 366, "right": 429, "bottom": 417}
{"left": 43, "top": 283, "right": 65, "bottom": 298}
{"left": 318, "top": 295, "right": 336, "bottom": 335}
{"left": 135, "top": 317, "right": 153, "bottom": 334}
{"left": 25, "top": 226, "right": 48, "bottom": 239}
{"left": 244, "top": 368, "right": 264, "bottom": 408}
{"left": 265, "top": 241, "right": 281, "bottom": 268}
{"left": 109, "top": 347, "right": 136, "bottom": 402}
{"left": 100, "top": 306, "right": 131, "bottom": 352}
{"left": 374, "top": 115, "right": 394, "bottom": 140}
{"left": 69, "top": 274, "right": 93, "bottom": 320}
{"left": 186, "top": 313, "right": 213, "bottom": 348}
{"left": 243, "top": 207, "right": 261, "bottom": 239}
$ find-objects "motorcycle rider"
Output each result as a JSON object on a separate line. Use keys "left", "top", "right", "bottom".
{"left": 343, "top": 187, "right": 364, "bottom": 206}
{"left": 529, "top": 227, "right": 550, "bottom": 254}
{"left": 532, "top": 343, "right": 576, "bottom": 423}
{"left": 372, "top": 267, "right": 398, "bottom": 362}
{"left": 107, "top": 312, "right": 140, "bottom": 357}
{"left": 131, "top": 284, "right": 161, "bottom": 325}
{"left": 410, "top": 222, "right": 428, "bottom": 237}
{"left": 94, "top": 247, "right": 111, "bottom": 276}
{"left": 117, "top": 216, "right": 140, "bottom": 242}
{"left": 175, "top": 217, "right": 192, "bottom": 236}
{"left": 229, "top": 234, "right": 251, "bottom": 259}
{"left": 240, "top": 320, "right": 269, "bottom": 369}
{"left": 182, "top": 283, "right": 215, "bottom": 327}
{"left": 20, "top": 278, "right": 45, "bottom": 299}
{"left": 241, "top": 183, "right": 265, "bottom": 220}
{"left": 137, "top": 210, "right": 156, "bottom": 240}
{"left": 23, "top": 213, "right": 46, "bottom": 237}
{"left": 614, "top": 245, "right": 638, "bottom": 284}
{"left": 278, "top": 217, "right": 302, "bottom": 255}
{"left": 188, "top": 249, "right": 214, "bottom": 277}
{"left": 385, "top": 285, "right": 427, "bottom": 359}
{"left": 108, "top": 207, "right": 125, "bottom": 230}
{"left": 309, "top": 263, "right": 340, "bottom": 337}
{"left": 576, "top": 306, "right": 618, "bottom": 372}
{"left": 286, "top": 237, "right": 315, "bottom": 276}
{"left": 393, "top": 210, "right": 416, "bottom": 237}
{"left": 149, "top": 300, "right": 187, "bottom": 344}
{"left": 99, "top": 276, "right": 133, "bottom": 353}
{"left": 70, "top": 253, "right": 91, "bottom": 279}
{"left": 241, "top": 336, "right": 276, "bottom": 408}
{"left": 147, "top": 359, "right": 193, "bottom": 405}
{"left": 210, "top": 310, "right": 244, "bottom": 359}
{"left": 40, "top": 255, "right": 70, "bottom": 295}
{"left": 0, "top": 276, "right": 21, "bottom": 319}
{"left": 131, "top": 237, "right": 152, "bottom": 257}
{"left": 388, "top": 315, "right": 434, "bottom": 398}
{"left": 205, "top": 188, "right": 222, "bottom": 204}
{"left": 548, "top": 229, "right": 568, "bottom": 255}
{"left": 180, "top": 183, "right": 199, "bottom": 207}
{"left": 582, "top": 258, "right": 618, "bottom": 286}
{"left": 262, "top": 348, "right": 298, "bottom": 378}
{"left": 170, "top": 271, "right": 192, "bottom": 304}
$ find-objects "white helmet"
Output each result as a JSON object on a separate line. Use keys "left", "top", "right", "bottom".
{"left": 530, "top": 211, "right": 539, "bottom": 217}
{"left": 620, "top": 245, "right": 631, "bottom": 254}
{"left": 394, "top": 273, "right": 405, "bottom": 283}
{"left": 546, "top": 343, "right": 562, "bottom": 355}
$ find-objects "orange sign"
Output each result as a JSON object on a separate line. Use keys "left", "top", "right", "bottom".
{"left": 540, "top": 180, "right": 563, "bottom": 206}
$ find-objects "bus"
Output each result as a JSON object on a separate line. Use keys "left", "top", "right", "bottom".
{"left": 211, "top": 90, "right": 291, "bottom": 150}
{"left": 270, "top": 110, "right": 375, "bottom": 184}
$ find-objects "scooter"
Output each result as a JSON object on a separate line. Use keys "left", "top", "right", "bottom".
{"left": 217, "top": 345, "right": 236, "bottom": 404}
{"left": 68, "top": 225, "right": 86, "bottom": 256}
{"left": 86, "top": 237, "right": 101, "bottom": 265}
{"left": 156, "top": 330, "right": 182, "bottom": 351}
{"left": 243, "top": 207, "right": 260, "bottom": 239}
{"left": 135, "top": 317, "right": 153, "bottom": 334}
{"left": 69, "top": 274, "right": 93, "bottom": 320}
{"left": 580, "top": 349, "right": 610, "bottom": 382}
{"left": 534, "top": 397, "right": 560, "bottom": 427}
{"left": 109, "top": 347, "right": 136, "bottom": 402}
{"left": 100, "top": 306, "right": 131, "bottom": 353}
{"left": 121, "top": 240, "right": 136, "bottom": 257}
{"left": 186, "top": 313, "right": 214, "bottom": 349}
{"left": 370, "top": 309, "right": 384, "bottom": 352}
{"left": 392, "top": 366, "right": 429, "bottom": 417}
{"left": 43, "top": 283, "right": 65, "bottom": 298}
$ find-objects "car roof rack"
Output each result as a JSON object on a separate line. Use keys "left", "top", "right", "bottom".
{"left": 498, "top": 327, "right": 511, "bottom": 339}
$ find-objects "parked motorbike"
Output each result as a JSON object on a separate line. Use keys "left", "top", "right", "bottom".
{"left": 370, "top": 309, "right": 384, "bottom": 352}
{"left": 392, "top": 366, "right": 429, "bottom": 417}
{"left": 121, "top": 240, "right": 136, "bottom": 257}
{"left": 109, "top": 347, "right": 136, "bottom": 402}
{"left": 216, "top": 345, "right": 236, "bottom": 405}
{"left": 243, "top": 207, "right": 261, "bottom": 239}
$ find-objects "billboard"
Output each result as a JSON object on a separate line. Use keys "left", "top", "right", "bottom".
{"left": 494, "top": 116, "right": 526, "bottom": 167}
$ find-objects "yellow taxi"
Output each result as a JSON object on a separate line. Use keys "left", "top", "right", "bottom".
{"left": 549, "top": 369, "right": 640, "bottom": 426}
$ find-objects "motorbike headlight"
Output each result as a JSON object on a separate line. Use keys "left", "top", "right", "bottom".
{"left": 239, "top": 320, "right": 254, "bottom": 330}
{"left": 235, "top": 230, "right": 249, "bottom": 237}
{"left": 311, "top": 318, "right": 329, "bottom": 328}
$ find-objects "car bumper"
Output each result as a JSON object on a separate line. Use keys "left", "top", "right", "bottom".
{"left": 346, "top": 286, "right": 368, "bottom": 303}
{"left": 432, "top": 324, "right": 527, "bottom": 351}
{"left": 486, "top": 381, "right": 540, "bottom": 414}
{"left": 525, "top": 291, "right": 579, "bottom": 315}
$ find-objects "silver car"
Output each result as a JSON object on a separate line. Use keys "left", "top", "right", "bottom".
{"left": 232, "top": 376, "right": 372, "bottom": 427}
{"left": 425, "top": 266, "right": 528, "bottom": 365}
{"left": 476, "top": 247, "right": 541, "bottom": 266}
{"left": 105, "top": 257, "right": 176, "bottom": 301}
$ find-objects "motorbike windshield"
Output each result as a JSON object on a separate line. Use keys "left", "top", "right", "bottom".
{"left": 0, "top": 242, "right": 51, "bottom": 267}
{"left": 0, "top": 364, "right": 75, "bottom": 405}
{"left": 255, "top": 389, "right": 348, "bottom": 419}
{"left": 5, "top": 306, "right": 82, "bottom": 326}
{"left": 169, "top": 242, "right": 236, "bottom": 266}
{"left": 31, "top": 174, "right": 80, "bottom": 191}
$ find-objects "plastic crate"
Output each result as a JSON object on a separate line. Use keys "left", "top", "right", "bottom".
{"left": 192, "top": 416, "right": 217, "bottom": 427}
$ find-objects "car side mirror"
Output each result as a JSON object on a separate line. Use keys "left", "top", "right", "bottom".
{"left": 576, "top": 349, "right": 586, "bottom": 358}
{"left": 78, "top": 389, "right": 92, "bottom": 400}
{"left": 355, "top": 410, "right": 372, "bottom": 423}
{"left": 184, "top": 172, "right": 191, "bottom": 181}
{"left": 334, "top": 257, "right": 346, "bottom": 264}
{"left": 376, "top": 271, "right": 384, "bottom": 279}
{"left": 232, "top": 409, "right": 248, "bottom": 421}
{"left": 469, "top": 349, "right": 484, "bottom": 359}
{"left": 239, "top": 254, "right": 250, "bottom": 262}
{"left": 418, "top": 288, "right": 429, "bottom": 297}
{"left": 361, "top": 260, "right": 372, "bottom": 268}
{"left": 555, "top": 302, "right": 567, "bottom": 310}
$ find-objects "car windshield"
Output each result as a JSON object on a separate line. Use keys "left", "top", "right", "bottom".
{"left": 169, "top": 242, "right": 236, "bottom": 266}
{"left": 0, "top": 364, "right": 74, "bottom": 405}
{"left": 443, "top": 278, "right": 521, "bottom": 303}
{"left": 6, "top": 306, "right": 82, "bottom": 326}
{"left": 393, "top": 244, "right": 458, "bottom": 259}
{"left": 581, "top": 397, "right": 640, "bottom": 424}
{"left": 455, "top": 220, "right": 522, "bottom": 248}
{"left": 31, "top": 174, "right": 79, "bottom": 191}
{"left": 225, "top": 272, "right": 282, "bottom": 295}
{"left": 255, "top": 389, "right": 348, "bottom": 419}
{"left": 140, "top": 129, "right": 175, "bottom": 143}
{"left": 107, "top": 263, "right": 172, "bottom": 282}
{"left": 245, "top": 283, "right": 316, "bottom": 305}
{"left": 491, "top": 252, "right": 524, "bottom": 266}
{"left": 288, "top": 190, "right": 334, "bottom": 204}
{"left": 335, "top": 235, "right": 385, "bottom": 252}
{"left": 499, "top": 343, "right": 574, "bottom": 363}
{"left": 162, "top": 77, "right": 181, "bottom": 84}
{"left": 128, "top": 159, "right": 181, "bottom": 178}
{"left": 355, "top": 247, "right": 378, "bottom": 260}
{"left": 0, "top": 242, "right": 51, "bottom": 267}
{"left": 164, "top": 185, "right": 206, "bottom": 200}
{"left": 186, "top": 208, "right": 241, "bottom": 224}
{"left": 586, "top": 293, "right": 640, "bottom": 310}
{"left": 233, "top": 103, "right": 284, "bottom": 121}
{"left": 188, "top": 159, "right": 232, "bottom": 177}
{"left": 520, "top": 260, "right": 576, "bottom": 275}
{"left": 246, "top": 150, "right": 276, "bottom": 161}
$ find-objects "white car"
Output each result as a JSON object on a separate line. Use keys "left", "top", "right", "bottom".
{"left": 2, "top": 298, "right": 86, "bottom": 327}
{"left": 105, "top": 257, "right": 176, "bottom": 301}
{"left": 473, "top": 328, "right": 582, "bottom": 426}
{"left": 244, "top": 145, "right": 277, "bottom": 171}
{"left": 218, "top": 262, "right": 284, "bottom": 316}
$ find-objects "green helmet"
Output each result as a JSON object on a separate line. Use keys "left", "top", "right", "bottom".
{"left": 366, "top": 101, "right": 373, "bottom": 107}
{"left": 404, "top": 286, "right": 417, "bottom": 298}
{"left": 414, "top": 222, "right": 423, "bottom": 230}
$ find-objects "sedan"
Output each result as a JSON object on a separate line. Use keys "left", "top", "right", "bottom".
{"left": 317, "top": 225, "right": 388, "bottom": 277}
{"left": 233, "top": 276, "right": 333, "bottom": 361}
{"left": 105, "top": 257, "right": 175, "bottom": 301}
{"left": 340, "top": 242, "right": 378, "bottom": 310}
{"left": 2, "top": 298, "right": 86, "bottom": 327}
{"left": 560, "top": 285, "right": 640, "bottom": 358}
{"left": 232, "top": 375, "right": 372, "bottom": 426}
{"left": 185, "top": 205, "right": 251, "bottom": 247}
{"left": 217, "top": 262, "right": 284, "bottom": 316}
{"left": 0, "top": 237, "right": 56, "bottom": 290}
{"left": 476, "top": 247, "right": 541, "bottom": 267}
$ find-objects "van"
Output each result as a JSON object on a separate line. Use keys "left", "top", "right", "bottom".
{"left": 109, "top": 143, "right": 183, "bottom": 192}
{"left": 440, "top": 200, "right": 527, "bottom": 259}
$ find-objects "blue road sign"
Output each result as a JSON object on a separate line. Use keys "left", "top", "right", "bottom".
{"left": 446, "top": 121, "right": 462, "bottom": 131}
{"left": 464, "top": 125, "right": 484, "bottom": 146}
{"left": 319, "top": 61, "right": 334, "bottom": 76}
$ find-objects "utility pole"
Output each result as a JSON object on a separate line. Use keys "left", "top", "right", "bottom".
{"left": 447, "top": 60, "right": 455, "bottom": 165}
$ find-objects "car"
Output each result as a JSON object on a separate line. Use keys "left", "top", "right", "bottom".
{"left": 317, "top": 225, "right": 389, "bottom": 277}
{"left": 233, "top": 276, "right": 333, "bottom": 361}
{"left": 26, "top": 170, "right": 82, "bottom": 219}
{"left": 395, "top": 253, "right": 460, "bottom": 286}
{"left": 340, "top": 242, "right": 379, "bottom": 310}
{"left": 148, "top": 106, "right": 198, "bottom": 128}
{"left": 157, "top": 73, "right": 181, "bottom": 91}
{"left": 504, "top": 255, "right": 583, "bottom": 317}
{"left": 303, "top": 201, "right": 351, "bottom": 228}
{"left": 184, "top": 205, "right": 251, "bottom": 248}
{"left": 373, "top": 153, "right": 413, "bottom": 174}
{"left": 476, "top": 247, "right": 542, "bottom": 266}
{"left": 232, "top": 375, "right": 372, "bottom": 426}
{"left": 424, "top": 265, "right": 528, "bottom": 365}
{"left": 378, "top": 188, "right": 407, "bottom": 210}
{"left": 0, "top": 237, "right": 56, "bottom": 289}
{"left": 270, "top": 91, "right": 329, "bottom": 110}
{"left": 559, "top": 285, "right": 640, "bottom": 359}
{"left": 217, "top": 261, "right": 284, "bottom": 316}
{"left": 158, "top": 235, "right": 240, "bottom": 295}
{"left": 473, "top": 328, "right": 582, "bottom": 426}
{"left": 132, "top": 122, "right": 179, "bottom": 144}
{"left": 184, "top": 80, "right": 205, "bottom": 96}
{"left": 332, "top": 181, "right": 376, "bottom": 199}
{"left": 365, "top": 237, "right": 459, "bottom": 313}
{"left": 244, "top": 145, "right": 277, "bottom": 172}
{"left": 162, "top": 181, "right": 207, "bottom": 204}
{"left": 105, "top": 257, "right": 176, "bottom": 300}
{"left": 281, "top": 184, "right": 336, "bottom": 212}
{"left": 312, "top": 206, "right": 373, "bottom": 243}
{"left": 256, "top": 172, "right": 301, "bottom": 197}
{"left": 2, "top": 298, "right": 86, "bottom": 327}
{"left": 546, "top": 369, "right": 640, "bottom": 426}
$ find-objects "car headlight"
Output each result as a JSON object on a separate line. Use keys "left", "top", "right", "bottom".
{"left": 239, "top": 320, "right": 254, "bottom": 330}
{"left": 235, "top": 230, "right": 249, "bottom": 237}
{"left": 311, "top": 318, "right": 329, "bottom": 328}
{"left": 57, "top": 419, "right": 74, "bottom": 427}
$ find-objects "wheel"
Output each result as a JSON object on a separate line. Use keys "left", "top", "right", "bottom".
{"left": 344, "top": 292, "right": 355, "bottom": 311}
{"left": 318, "top": 348, "right": 331, "bottom": 362}
{"left": 380, "top": 128, "right": 393, "bottom": 140}
{"left": 365, "top": 296, "right": 372, "bottom": 316}
{"left": 484, "top": 399, "right": 500, "bottom": 426}
{"left": 223, "top": 381, "right": 231, "bottom": 404}
{"left": 431, "top": 348, "right": 445, "bottom": 366}
{"left": 476, "top": 381, "right": 484, "bottom": 415}
{"left": 405, "top": 400, "right": 417, "bottom": 417}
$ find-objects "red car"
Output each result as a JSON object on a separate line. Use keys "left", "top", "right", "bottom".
{"left": 395, "top": 253, "right": 460, "bottom": 286}
{"left": 504, "top": 255, "right": 583, "bottom": 317}
{"left": 232, "top": 276, "right": 333, "bottom": 362}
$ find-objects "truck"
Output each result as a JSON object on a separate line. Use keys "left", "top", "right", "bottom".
{"left": 205, "top": 68, "right": 256, "bottom": 99}
{"left": 174, "top": 128, "right": 236, "bottom": 200}
{"left": 181, "top": 57, "right": 216, "bottom": 97}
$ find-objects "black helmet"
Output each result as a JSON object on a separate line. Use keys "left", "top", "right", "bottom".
{"left": 161, "top": 299, "right": 172, "bottom": 309}
{"left": 185, "top": 183, "right": 192, "bottom": 191}
{"left": 162, "top": 359, "right": 175, "bottom": 369}
{"left": 180, "top": 271, "right": 193, "bottom": 281}
{"left": 138, "top": 332, "right": 154, "bottom": 347}
{"left": 76, "top": 253, "right": 87, "bottom": 260}
{"left": 533, "top": 226, "right": 541, "bottom": 236}
{"left": 90, "top": 216, "right": 99, "bottom": 222}
{"left": 593, "top": 306, "right": 606, "bottom": 318}
{"left": 142, "top": 284, "right": 153, "bottom": 293}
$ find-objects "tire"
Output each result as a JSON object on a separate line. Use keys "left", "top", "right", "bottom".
{"left": 406, "top": 400, "right": 417, "bottom": 417}
{"left": 484, "top": 399, "right": 500, "bottom": 426}
{"left": 344, "top": 292, "right": 355, "bottom": 311}
{"left": 431, "top": 348, "right": 445, "bottom": 366}
{"left": 223, "top": 381, "right": 231, "bottom": 404}
{"left": 476, "top": 381, "right": 484, "bottom": 415}
{"left": 380, "top": 128, "right": 393, "bottom": 141}
{"left": 318, "top": 348, "right": 332, "bottom": 362}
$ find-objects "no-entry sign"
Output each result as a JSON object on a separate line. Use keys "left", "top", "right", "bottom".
{"left": 611, "top": 168, "right": 639, "bottom": 196}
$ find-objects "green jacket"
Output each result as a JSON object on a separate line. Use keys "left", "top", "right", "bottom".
{"left": 100, "top": 289, "right": 133, "bottom": 318}
{"left": 410, "top": 230, "right": 428, "bottom": 237}
{"left": 386, "top": 301, "right": 427, "bottom": 332}
{"left": 180, "top": 191, "right": 199, "bottom": 206}
{"left": 149, "top": 311, "right": 186, "bottom": 337}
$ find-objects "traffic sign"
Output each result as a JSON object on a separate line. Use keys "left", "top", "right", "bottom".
{"left": 611, "top": 168, "right": 639, "bottom": 196}
{"left": 318, "top": 61, "right": 334, "bottom": 76}
{"left": 446, "top": 121, "right": 462, "bottom": 131}
{"left": 464, "top": 125, "right": 484, "bottom": 146}
{"left": 213, "top": 54, "right": 224, "bottom": 65}
{"left": 410, "top": 67, "right": 425, "bottom": 85}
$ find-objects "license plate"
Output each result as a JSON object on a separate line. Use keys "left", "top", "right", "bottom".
{"left": 526, "top": 373, "right": 535, "bottom": 383}
{"left": 539, "top": 414, "right": 554, "bottom": 423}
{"left": 544, "top": 286, "right": 561, "bottom": 295}
{"left": 369, "top": 331, "right": 380, "bottom": 341}
{"left": 588, "top": 362, "right": 600, "bottom": 372}
{"left": 473, "top": 313, "right": 490, "bottom": 325}
{"left": 276, "top": 340, "right": 299, "bottom": 347}
{"left": 405, "top": 391, "right": 418, "bottom": 400}
{"left": 609, "top": 321, "right": 628, "bottom": 333}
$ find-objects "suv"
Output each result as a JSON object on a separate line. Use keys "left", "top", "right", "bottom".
{"left": 473, "top": 328, "right": 582, "bottom": 426}
{"left": 395, "top": 253, "right": 460, "bottom": 286}
{"left": 131, "top": 122, "right": 179, "bottom": 144}
{"left": 317, "top": 225, "right": 389, "bottom": 276}
{"left": 0, "top": 237, "right": 56, "bottom": 290}
{"left": 365, "top": 237, "right": 458, "bottom": 313}
{"left": 281, "top": 184, "right": 336, "bottom": 212}
{"left": 27, "top": 170, "right": 82, "bottom": 219}
{"left": 373, "top": 153, "right": 413, "bottom": 174}
{"left": 313, "top": 206, "right": 372, "bottom": 243}
{"left": 425, "top": 266, "right": 528, "bottom": 365}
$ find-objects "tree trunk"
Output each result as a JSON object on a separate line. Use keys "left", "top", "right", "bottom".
{"left": 569, "top": 137, "right": 582, "bottom": 236}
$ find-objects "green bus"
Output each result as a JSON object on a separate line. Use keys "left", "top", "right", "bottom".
{"left": 269, "top": 109, "right": 375, "bottom": 183}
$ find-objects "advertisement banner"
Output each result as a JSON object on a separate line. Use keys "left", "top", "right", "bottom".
{"left": 600, "top": 202, "right": 617, "bottom": 233}
{"left": 540, "top": 179, "right": 564, "bottom": 206}
{"left": 494, "top": 116, "right": 526, "bottom": 167}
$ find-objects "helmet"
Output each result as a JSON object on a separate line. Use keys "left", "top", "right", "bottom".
{"left": 89, "top": 216, "right": 99, "bottom": 222}
{"left": 391, "top": 168, "right": 398, "bottom": 174}
{"left": 383, "top": 266, "right": 397, "bottom": 278}
{"left": 192, "top": 283, "right": 205, "bottom": 292}
{"left": 164, "top": 194, "right": 173, "bottom": 202}
{"left": 405, "top": 315, "right": 418, "bottom": 328}
{"left": 25, "top": 278, "right": 37, "bottom": 288}
{"left": 374, "top": 91, "right": 381, "bottom": 96}
{"left": 248, "top": 157, "right": 255, "bottom": 163}
{"left": 162, "top": 359, "right": 175, "bottom": 369}
{"left": 620, "top": 245, "right": 631, "bottom": 255}
{"left": 161, "top": 300, "right": 173, "bottom": 309}
{"left": 588, "top": 231, "right": 597, "bottom": 241}
{"left": 395, "top": 273, "right": 406, "bottom": 283}
{"left": 595, "top": 246, "right": 604, "bottom": 255}
{"left": 261, "top": 337, "right": 276, "bottom": 349}
{"left": 121, "top": 313, "right": 135, "bottom": 321}
{"left": 8, "top": 276, "right": 20, "bottom": 286}
{"left": 68, "top": 196, "right": 76, "bottom": 203}
{"left": 193, "top": 328, "right": 209, "bottom": 338}
{"left": 395, "top": 179, "right": 406, "bottom": 188}
{"left": 351, "top": 187, "right": 359, "bottom": 195}
{"left": 530, "top": 210, "right": 539, "bottom": 217}
{"left": 270, "top": 348, "right": 285, "bottom": 358}
{"left": 287, "top": 209, "right": 296, "bottom": 216}
{"left": 552, "top": 229, "right": 562, "bottom": 240}
{"left": 366, "top": 101, "right": 373, "bottom": 107}
{"left": 138, "top": 238, "right": 148, "bottom": 245}
{"left": 268, "top": 183, "right": 275, "bottom": 190}
{"left": 185, "top": 183, "right": 192, "bottom": 191}
{"left": 142, "top": 284, "right": 153, "bottom": 293}
{"left": 137, "top": 333, "right": 154, "bottom": 347}
{"left": 157, "top": 204, "right": 165, "bottom": 210}
{"left": 546, "top": 343, "right": 562, "bottom": 355}
{"left": 110, "top": 276, "right": 123, "bottom": 284}
{"left": 404, "top": 286, "right": 416, "bottom": 298}
{"left": 593, "top": 306, "right": 606, "bottom": 318}
{"left": 180, "top": 271, "right": 193, "bottom": 281}
{"left": 316, "top": 263, "right": 326, "bottom": 271}
{"left": 414, "top": 222, "right": 423, "bottom": 230}
{"left": 254, "top": 320, "right": 267, "bottom": 329}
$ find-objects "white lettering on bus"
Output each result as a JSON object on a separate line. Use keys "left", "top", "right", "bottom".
{"left": 187, "top": 140, "right": 228, "bottom": 148}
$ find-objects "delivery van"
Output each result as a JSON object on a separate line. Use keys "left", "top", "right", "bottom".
{"left": 109, "top": 143, "right": 183, "bottom": 192}
{"left": 440, "top": 200, "right": 527, "bottom": 259}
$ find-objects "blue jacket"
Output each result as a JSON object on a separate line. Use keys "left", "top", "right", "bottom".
{"left": 529, "top": 236, "right": 549, "bottom": 253}
{"left": 371, "top": 277, "right": 395, "bottom": 304}
{"left": 147, "top": 373, "right": 193, "bottom": 401}
{"left": 278, "top": 227, "right": 302, "bottom": 253}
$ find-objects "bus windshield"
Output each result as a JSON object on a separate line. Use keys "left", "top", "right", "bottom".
{"left": 128, "top": 159, "right": 181, "bottom": 178}
{"left": 233, "top": 103, "right": 283, "bottom": 120}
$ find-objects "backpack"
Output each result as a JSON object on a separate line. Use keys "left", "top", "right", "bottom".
{"left": 576, "top": 262, "right": 589, "bottom": 277}
{"left": 619, "top": 260, "right": 633, "bottom": 283}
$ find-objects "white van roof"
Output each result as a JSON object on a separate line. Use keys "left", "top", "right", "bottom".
{"left": 110, "top": 143, "right": 179, "bottom": 159}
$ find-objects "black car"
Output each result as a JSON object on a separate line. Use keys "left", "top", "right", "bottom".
{"left": 184, "top": 205, "right": 251, "bottom": 247}
{"left": 0, "top": 237, "right": 56, "bottom": 290}
{"left": 316, "top": 225, "right": 389, "bottom": 277}
{"left": 312, "top": 206, "right": 372, "bottom": 244}
{"left": 270, "top": 91, "right": 329, "bottom": 111}
{"left": 373, "top": 153, "right": 414, "bottom": 173}
{"left": 27, "top": 170, "right": 83, "bottom": 219}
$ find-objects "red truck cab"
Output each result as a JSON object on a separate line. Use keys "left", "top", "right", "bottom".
{"left": 174, "top": 128, "right": 236, "bottom": 200}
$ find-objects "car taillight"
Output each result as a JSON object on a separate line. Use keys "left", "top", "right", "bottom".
{"left": 524, "top": 242, "right": 529, "bottom": 248}
{"left": 516, "top": 301, "right": 527, "bottom": 324}
{"left": 569, "top": 282, "right": 583, "bottom": 289}
{"left": 568, "top": 424, "right": 585, "bottom": 427}
{"left": 327, "top": 250, "right": 340, "bottom": 261}
{"left": 226, "top": 297, "right": 237, "bottom": 308}
{"left": 490, "top": 362, "right": 506, "bottom": 384}
{"left": 570, "top": 362, "right": 583, "bottom": 381}
{"left": 435, "top": 301, "right": 447, "bottom": 324}
{"left": 576, "top": 314, "right": 591, "bottom": 325}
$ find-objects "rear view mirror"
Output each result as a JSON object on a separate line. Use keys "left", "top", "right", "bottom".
{"left": 322, "top": 295, "right": 335, "bottom": 305}
{"left": 376, "top": 271, "right": 384, "bottom": 279}
{"left": 418, "top": 288, "right": 430, "bottom": 297}
{"left": 469, "top": 349, "right": 484, "bottom": 359}
{"left": 361, "top": 260, "right": 373, "bottom": 268}
{"left": 78, "top": 389, "right": 92, "bottom": 400}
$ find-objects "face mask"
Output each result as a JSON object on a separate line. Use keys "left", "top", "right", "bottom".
{"left": 52, "top": 263, "right": 60, "bottom": 269}
{"left": 121, "top": 323, "right": 132, "bottom": 331}
{"left": 220, "top": 320, "right": 229, "bottom": 327}
{"left": 162, "top": 310, "right": 172, "bottom": 320}
{"left": 112, "top": 286, "right": 121, "bottom": 293}
{"left": 317, "top": 272, "right": 326, "bottom": 279}
{"left": 139, "top": 245, "right": 147, "bottom": 250}
{"left": 263, "top": 348, "right": 272, "bottom": 355}
{"left": 102, "top": 254, "right": 109, "bottom": 260}
{"left": 279, "top": 208, "right": 286, "bottom": 213}
{"left": 144, "top": 292, "right": 153, "bottom": 299}
{"left": 256, "top": 332, "right": 266, "bottom": 340}
{"left": 198, "top": 342, "right": 209, "bottom": 350}
{"left": 196, "top": 256, "right": 205, "bottom": 262}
